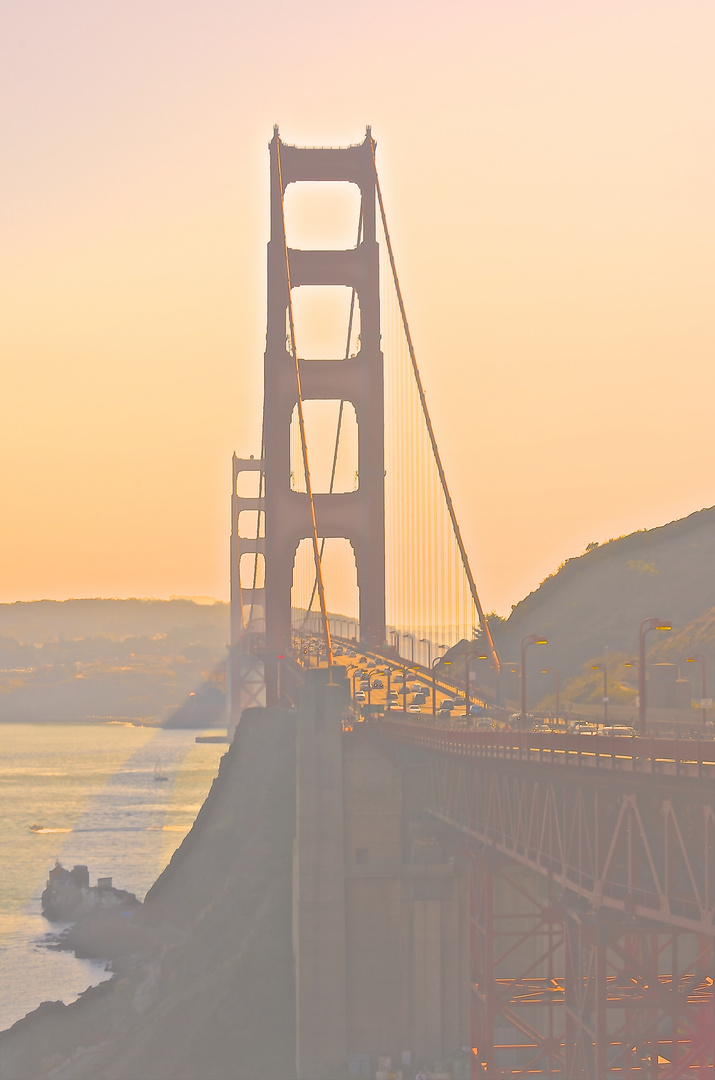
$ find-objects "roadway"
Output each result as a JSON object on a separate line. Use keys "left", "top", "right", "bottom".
{"left": 292, "top": 632, "right": 499, "bottom": 721}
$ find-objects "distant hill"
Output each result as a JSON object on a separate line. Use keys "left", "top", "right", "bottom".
{"left": 490, "top": 506, "right": 715, "bottom": 680}
{"left": 0, "top": 599, "right": 229, "bottom": 724}
{"left": 0, "top": 597, "right": 228, "bottom": 645}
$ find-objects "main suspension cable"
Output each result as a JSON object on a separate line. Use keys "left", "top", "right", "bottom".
{"left": 370, "top": 137, "right": 500, "bottom": 673}
{"left": 275, "top": 138, "right": 333, "bottom": 665}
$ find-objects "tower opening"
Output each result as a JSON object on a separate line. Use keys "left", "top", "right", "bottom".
{"left": 290, "top": 399, "right": 358, "bottom": 494}
{"left": 284, "top": 181, "right": 362, "bottom": 251}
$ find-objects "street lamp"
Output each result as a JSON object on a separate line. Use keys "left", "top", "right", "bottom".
{"left": 465, "top": 649, "right": 488, "bottom": 718}
{"left": 638, "top": 618, "right": 671, "bottom": 735}
{"left": 542, "top": 668, "right": 560, "bottom": 725}
{"left": 592, "top": 663, "right": 608, "bottom": 726}
{"left": 686, "top": 655, "right": 707, "bottom": 726}
{"left": 432, "top": 646, "right": 448, "bottom": 717}
{"left": 420, "top": 638, "right": 432, "bottom": 670}
{"left": 520, "top": 635, "right": 547, "bottom": 726}
{"left": 404, "top": 633, "right": 415, "bottom": 663}
{"left": 347, "top": 665, "right": 361, "bottom": 701}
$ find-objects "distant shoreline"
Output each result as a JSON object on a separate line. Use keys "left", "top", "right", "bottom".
{"left": 0, "top": 717, "right": 179, "bottom": 727}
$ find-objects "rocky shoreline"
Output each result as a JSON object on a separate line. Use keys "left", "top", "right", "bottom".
{"left": 0, "top": 707, "right": 298, "bottom": 1080}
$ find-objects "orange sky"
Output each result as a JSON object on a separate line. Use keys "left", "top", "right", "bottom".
{"left": 2, "top": 1, "right": 713, "bottom": 615}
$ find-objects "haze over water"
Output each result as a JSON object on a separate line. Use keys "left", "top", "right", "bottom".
{"left": 0, "top": 723, "right": 225, "bottom": 1031}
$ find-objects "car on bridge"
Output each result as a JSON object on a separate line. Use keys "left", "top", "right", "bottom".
{"left": 371, "top": 679, "right": 384, "bottom": 689}
{"left": 599, "top": 725, "right": 637, "bottom": 737}
{"left": 354, "top": 691, "right": 366, "bottom": 703}
{"left": 510, "top": 713, "right": 535, "bottom": 728}
{"left": 407, "top": 704, "right": 421, "bottom": 713}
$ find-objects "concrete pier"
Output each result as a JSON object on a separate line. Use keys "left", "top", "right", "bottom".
{"left": 293, "top": 669, "right": 470, "bottom": 1078}
{"left": 294, "top": 668, "right": 350, "bottom": 1080}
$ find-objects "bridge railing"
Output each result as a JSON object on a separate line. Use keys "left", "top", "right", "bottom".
{"left": 378, "top": 720, "right": 715, "bottom": 779}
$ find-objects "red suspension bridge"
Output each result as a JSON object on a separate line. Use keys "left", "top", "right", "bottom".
{"left": 228, "top": 129, "right": 714, "bottom": 1078}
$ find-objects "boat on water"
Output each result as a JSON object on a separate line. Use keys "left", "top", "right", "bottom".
{"left": 29, "top": 823, "right": 43, "bottom": 832}
{"left": 154, "top": 762, "right": 169, "bottom": 782}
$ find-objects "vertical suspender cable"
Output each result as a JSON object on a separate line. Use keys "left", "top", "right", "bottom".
{"left": 276, "top": 139, "right": 333, "bottom": 666}
{"left": 369, "top": 138, "right": 501, "bottom": 674}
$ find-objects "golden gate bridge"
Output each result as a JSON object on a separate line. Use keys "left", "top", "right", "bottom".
{"left": 228, "top": 129, "right": 713, "bottom": 1078}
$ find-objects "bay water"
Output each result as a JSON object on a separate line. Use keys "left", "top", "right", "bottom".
{"left": 0, "top": 722, "right": 226, "bottom": 1031}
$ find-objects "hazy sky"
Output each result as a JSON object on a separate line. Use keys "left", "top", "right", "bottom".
{"left": 2, "top": 1, "right": 713, "bottom": 615}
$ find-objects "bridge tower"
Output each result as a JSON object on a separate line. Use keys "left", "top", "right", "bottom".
{"left": 264, "top": 128, "right": 385, "bottom": 659}
{"left": 237, "top": 131, "right": 385, "bottom": 701}
{"left": 231, "top": 130, "right": 386, "bottom": 709}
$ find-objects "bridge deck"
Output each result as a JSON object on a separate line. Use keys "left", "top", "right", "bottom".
{"left": 378, "top": 718, "right": 715, "bottom": 779}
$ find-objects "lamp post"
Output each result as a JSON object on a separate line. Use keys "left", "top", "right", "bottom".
{"left": 520, "top": 635, "right": 547, "bottom": 727}
{"left": 592, "top": 663, "right": 608, "bottom": 726}
{"left": 404, "top": 633, "right": 415, "bottom": 663}
{"left": 638, "top": 618, "right": 671, "bottom": 735}
{"left": 686, "top": 655, "right": 707, "bottom": 726}
{"left": 432, "top": 646, "right": 448, "bottom": 717}
{"left": 420, "top": 638, "right": 432, "bottom": 671}
{"left": 431, "top": 657, "right": 439, "bottom": 717}
{"left": 347, "top": 665, "right": 360, "bottom": 701}
{"left": 465, "top": 648, "right": 488, "bottom": 718}
{"left": 542, "top": 668, "right": 560, "bottom": 725}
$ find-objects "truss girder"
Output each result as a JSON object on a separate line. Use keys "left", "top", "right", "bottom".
{"left": 389, "top": 723, "right": 715, "bottom": 936}
{"left": 429, "top": 753, "right": 714, "bottom": 937}
{"left": 378, "top": 724, "right": 714, "bottom": 1077}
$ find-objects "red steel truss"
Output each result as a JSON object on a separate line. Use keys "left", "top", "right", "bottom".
{"left": 380, "top": 722, "right": 715, "bottom": 1078}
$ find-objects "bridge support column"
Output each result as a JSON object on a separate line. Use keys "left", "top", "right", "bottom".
{"left": 294, "top": 668, "right": 349, "bottom": 1080}
{"left": 562, "top": 906, "right": 715, "bottom": 1078}
{"left": 468, "top": 850, "right": 565, "bottom": 1078}
{"left": 293, "top": 698, "right": 470, "bottom": 1078}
